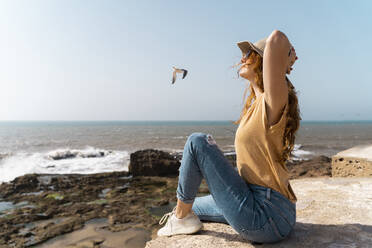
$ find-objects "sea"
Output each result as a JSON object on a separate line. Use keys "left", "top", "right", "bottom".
{"left": 0, "top": 120, "right": 372, "bottom": 183}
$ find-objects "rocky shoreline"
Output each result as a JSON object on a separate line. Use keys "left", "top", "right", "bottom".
{"left": 0, "top": 149, "right": 332, "bottom": 248}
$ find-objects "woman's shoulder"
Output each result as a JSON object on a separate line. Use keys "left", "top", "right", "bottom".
{"left": 263, "top": 91, "right": 288, "bottom": 129}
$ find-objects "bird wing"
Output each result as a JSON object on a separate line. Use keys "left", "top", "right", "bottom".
{"left": 182, "top": 69, "right": 188, "bottom": 79}
{"left": 172, "top": 70, "right": 177, "bottom": 84}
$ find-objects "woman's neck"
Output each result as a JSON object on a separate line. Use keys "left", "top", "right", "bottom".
{"left": 249, "top": 80, "right": 263, "bottom": 97}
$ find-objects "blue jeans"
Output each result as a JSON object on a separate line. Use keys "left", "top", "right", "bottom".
{"left": 176, "top": 132, "right": 296, "bottom": 243}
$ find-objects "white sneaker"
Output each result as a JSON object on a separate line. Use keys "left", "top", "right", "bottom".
{"left": 157, "top": 206, "right": 203, "bottom": 237}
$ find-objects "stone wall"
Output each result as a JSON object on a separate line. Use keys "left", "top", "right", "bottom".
{"left": 332, "top": 144, "right": 372, "bottom": 177}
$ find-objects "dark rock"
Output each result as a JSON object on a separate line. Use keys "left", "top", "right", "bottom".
{"left": 170, "top": 152, "right": 183, "bottom": 162}
{"left": 129, "top": 149, "right": 181, "bottom": 177}
{"left": 48, "top": 149, "right": 109, "bottom": 160}
{"left": 0, "top": 171, "right": 179, "bottom": 246}
{"left": 286, "top": 155, "right": 332, "bottom": 179}
{"left": 0, "top": 174, "right": 40, "bottom": 198}
{"left": 50, "top": 152, "right": 75, "bottom": 160}
{"left": 225, "top": 154, "right": 237, "bottom": 167}
{"left": 35, "top": 216, "right": 85, "bottom": 243}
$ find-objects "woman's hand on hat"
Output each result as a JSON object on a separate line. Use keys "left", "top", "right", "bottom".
{"left": 286, "top": 46, "right": 297, "bottom": 75}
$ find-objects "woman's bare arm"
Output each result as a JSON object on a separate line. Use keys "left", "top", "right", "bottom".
{"left": 263, "top": 30, "right": 294, "bottom": 109}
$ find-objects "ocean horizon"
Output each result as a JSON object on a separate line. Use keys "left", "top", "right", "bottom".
{"left": 1, "top": 120, "right": 372, "bottom": 126}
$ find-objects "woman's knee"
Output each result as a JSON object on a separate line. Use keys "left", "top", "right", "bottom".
{"left": 187, "top": 132, "right": 207, "bottom": 146}
{"left": 187, "top": 132, "right": 217, "bottom": 146}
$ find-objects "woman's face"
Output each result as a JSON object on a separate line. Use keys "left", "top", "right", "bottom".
{"left": 238, "top": 53, "right": 256, "bottom": 80}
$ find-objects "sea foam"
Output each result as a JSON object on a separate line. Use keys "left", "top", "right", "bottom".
{"left": 0, "top": 147, "right": 129, "bottom": 183}
{"left": 290, "top": 144, "right": 314, "bottom": 161}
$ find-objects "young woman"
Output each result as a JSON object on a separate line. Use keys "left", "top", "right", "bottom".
{"left": 157, "top": 29, "right": 301, "bottom": 244}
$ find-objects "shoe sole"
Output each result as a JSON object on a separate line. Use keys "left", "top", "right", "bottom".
{"left": 158, "top": 223, "right": 203, "bottom": 237}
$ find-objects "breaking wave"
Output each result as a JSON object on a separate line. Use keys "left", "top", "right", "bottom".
{"left": 0, "top": 147, "right": 130, "bottom": 183}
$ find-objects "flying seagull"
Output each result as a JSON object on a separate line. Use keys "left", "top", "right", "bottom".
{"left": 171, "top": 67, "right": 188, "bottom": 84}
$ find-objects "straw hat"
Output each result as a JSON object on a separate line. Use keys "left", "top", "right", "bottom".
{"left": 237, "top": 36, "right": 293, "bottom": 84}
{"left": 237, "top": 37, "right": 268, "bottom": 58}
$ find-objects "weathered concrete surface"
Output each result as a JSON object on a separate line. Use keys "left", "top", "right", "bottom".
{"left": 332, "top": 144, "right": 372, "bottom": 177}
{"left": 146, "top": 177, "right": 372, "bottom": 248}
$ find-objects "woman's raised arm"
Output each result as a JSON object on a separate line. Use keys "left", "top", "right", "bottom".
{"left": 262, "top": 30, "right": 295, "bottom": 108}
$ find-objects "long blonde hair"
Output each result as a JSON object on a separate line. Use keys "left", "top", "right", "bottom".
{"left": 232, "top": 51, "right": 302, "bottom": 163}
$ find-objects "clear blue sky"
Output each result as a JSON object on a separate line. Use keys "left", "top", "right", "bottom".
{"left": 0, "top": 0, "right": 371, "bottom": 121}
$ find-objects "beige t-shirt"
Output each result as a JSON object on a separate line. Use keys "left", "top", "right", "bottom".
{"left": 234, "top": 93, "right": 297, "bottom": 203}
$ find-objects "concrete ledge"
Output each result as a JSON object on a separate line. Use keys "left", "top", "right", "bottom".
{"left": 146, "top": 178, "right": 372, "bottom": 248}
{"left": 332, "top": 144, "right": 372, "bottom": 177}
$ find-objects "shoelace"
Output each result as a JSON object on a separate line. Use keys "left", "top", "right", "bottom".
{"left": 159, "top": 206, "right": 177, "bottom": 225}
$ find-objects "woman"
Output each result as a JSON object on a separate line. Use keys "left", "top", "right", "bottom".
{"left": 157, "top": 29, "right": 301, "bottom": 244}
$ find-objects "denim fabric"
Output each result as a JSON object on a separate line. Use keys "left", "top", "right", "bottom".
{"left": 176, "top": 132, "right": 296, "bottom": 243}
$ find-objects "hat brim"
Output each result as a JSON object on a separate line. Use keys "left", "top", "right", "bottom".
{"left": 237, "top": 41, "right": 263, "bottom": 57}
